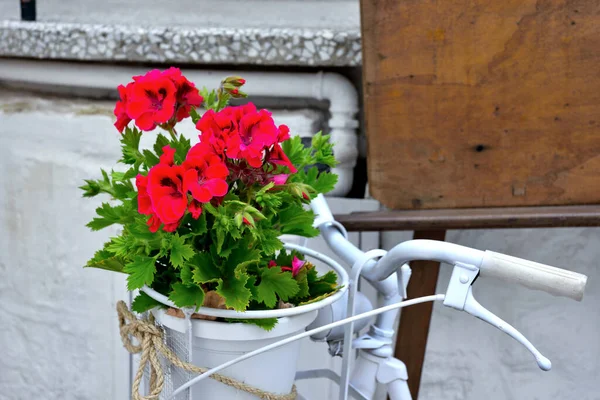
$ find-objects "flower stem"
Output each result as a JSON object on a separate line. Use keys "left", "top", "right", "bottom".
{"left": 167, "top": 127, "right": 178, "bottom": 140}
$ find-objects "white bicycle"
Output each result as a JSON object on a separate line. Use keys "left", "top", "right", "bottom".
{"left": 142, "top": 194, "right": 588, "bottom": 400}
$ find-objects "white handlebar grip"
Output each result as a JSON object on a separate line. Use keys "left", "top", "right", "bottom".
{"left": 479, "top": 251, "right": 587, "bottom": 301}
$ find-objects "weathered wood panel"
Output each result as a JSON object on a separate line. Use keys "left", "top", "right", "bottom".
{"left": 361, "top": 0, "right": 600, "bottom": 209}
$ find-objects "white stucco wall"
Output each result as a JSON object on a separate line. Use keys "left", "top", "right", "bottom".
{"left": 0, "top": 91, "right": 130, "bottom": 400}
{"left": 382, "top": 229, "right": 599, "bottom": 400}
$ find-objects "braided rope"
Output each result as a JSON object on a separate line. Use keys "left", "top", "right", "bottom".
{"left": 117, "top": 301, "right": 297, "bottom": 400}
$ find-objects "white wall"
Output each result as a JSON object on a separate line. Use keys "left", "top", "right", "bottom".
{"left": 382, "top": 228, "right": 599, "bottom": 400}
{"left": 0, "top": 90, "right": 130, "bottom": 400}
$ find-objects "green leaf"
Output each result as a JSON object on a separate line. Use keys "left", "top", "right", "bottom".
{"left": 86, "top": 203, "right": 126, "bottom": 231}
{"left": 215, "top": 228, "right": 226, "bottom": 255}
{"left": 113, "top": 181, "right": 135, "bottom": 199}
{"left": 169, "top": 282, "right": 205, "bottom": 310}
{"left": 168, "top": 233, "right": 196, "bottom": 269}
{"left": 191, "top": 252, "right": 221, "bottom": 284}
{"left": 298, "top": 288, "right": 341, "bottom": 306}
{"left": 256, "top": 267, "right": 300, "bottom": 308}
{"left": 303, "top": 167, "right": 338, "bottom": 195}
{"left": 143, "top": 149, "right": 160, "bottom": 168}
{"left": 85, "top": 249, "right": 126, "bottom": 273}
{"left": 216, "top": 272, "right": 252, "bottom": 311}
{"left": 293, "top": 265, "right": 310, "bottom": 299}
{"left": 124, "top": 256, "right": 157, "bottom": 291}
{"left": 80, "top": 168, "right": 116, "bottom": 198}
{"left": 257, "top": 228, "right": 284, "bottom": 256}
{"left": 310, "top": 132, "right": 337, "bottom": 167}
{"left": 122, "top": 160, "right": 142, "bottom": 180}
{"left": 277, "top": 204, "right": 320, "bottom": 237}
{"left": 105, "top": 235, "right": 130, "bottom": 257}
{"left": 226, "top": 242, "right": 261, "bottom": 271}
{"left": 120, "top": 127, "right": 144, "bottom": 165}
{"left": 281, "top": 136, "right": 308, "bottom": 169}
{"left": 180, "top": 263, "right": 194, "bottom": 285}
{"left": 225, "top": 318, "right": 278, "bottom": 331}
{"left": 308, "top": 268, "right": 339, "bottom": 298}
{"left": 171, "top": 135, "right": 191, "bottom": 163}
{"left": 189, "top": 108, "right": 202, "bottom": 125}
{"left": 153, "top": 134, "right": 171, "bottom": 156}
{"left": 131, "top": 292, "right": 163, "bottom": 313}
{"left": 189, "top": 212, "right": 208, "bottom": 236}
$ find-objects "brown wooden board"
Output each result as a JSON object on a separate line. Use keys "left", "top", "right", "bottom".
{"left": 335, "top": 204, "right": 600, "bottom": 231}
{"left": 360, "top": 0, "right": 600, "bottom": 210}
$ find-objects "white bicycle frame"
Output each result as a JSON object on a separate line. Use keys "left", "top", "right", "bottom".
{"left": 149, "top": 194, "right": 587, "bottom": 400}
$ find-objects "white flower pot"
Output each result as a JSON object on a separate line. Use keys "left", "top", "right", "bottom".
{"left": 152, "top": 307, "right": 319, "bottom": 399}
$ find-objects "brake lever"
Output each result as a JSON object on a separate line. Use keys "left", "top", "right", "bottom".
{"left": 443, "top": 262, "right": 552, "bottom": 371}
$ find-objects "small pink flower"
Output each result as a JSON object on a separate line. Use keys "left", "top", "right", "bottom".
{"left": 269, "top": 174, "right": 289, "bottom": 185}
{"left": 279, "top": 256, "right": 306, "bottom": 277}
{"left": 268, "top": 260, "right": 277, "bottom": 268}
{"left": 291, "top": 256, "right": 306, "bottom": 276}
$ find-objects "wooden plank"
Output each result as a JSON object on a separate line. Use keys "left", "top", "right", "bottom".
{"left": 393, "top": 230, "right": 446, "bottom": 399}
{"left": 335, "top": 204, "right": 600, "bottom": 231}
{"left": 360, "top": 0, "right": 600, "bottom": 210}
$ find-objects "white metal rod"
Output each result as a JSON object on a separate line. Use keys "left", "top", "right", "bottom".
{"left": 170, "top": 294, "right": 446, "bottom": 398}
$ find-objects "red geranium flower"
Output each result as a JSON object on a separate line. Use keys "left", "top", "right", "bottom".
{"left": 126, "top": 70, "right": 177, "bottom": 131}
{"left": 136, "top": 174, "right": 166, "bottom": 232}
{"left": 266, "top": 143, "right": 297, "bottom": 173}
{"left": 196, "top": 103, "right": 291, "bottom": 168}
{"left": 146, "top": 164, "right": 187, "bottom": 230}
{"left": 162, "top": 67, "right": 204, "bottom": 122}
{"left": 114, "top": 83, "right": 133, "bottom": 133}
{"left": 195, "top": 109, "right": 236, "bottom": 155}
{"left": 183, "top": 143, "right": 229, "bottom": 207}
{"left": 136, "top": 174, "right": 153, "bottom": 216}
{"left": 225, "top": 104, "right": 280, "bottom": 167}
{"left": 159, "top": 144, "right": 176, "bottom": 166}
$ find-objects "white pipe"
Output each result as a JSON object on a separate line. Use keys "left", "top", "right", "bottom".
{"left": 170, "top": 294, "right": 446, "bottom": 398}
{"left": 0, "top": 59, "right": 359, "bottom": 196}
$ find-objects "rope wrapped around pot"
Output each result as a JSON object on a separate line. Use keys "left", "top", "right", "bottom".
{"left": 116, "top": 301, "right": 297, "bottom": 400}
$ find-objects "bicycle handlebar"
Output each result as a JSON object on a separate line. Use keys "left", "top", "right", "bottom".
{"left": 480, "top": 251, "right": 587, "bottom": 301}
{"left": 311, "top": 195, "right": 588, "bottom": 302}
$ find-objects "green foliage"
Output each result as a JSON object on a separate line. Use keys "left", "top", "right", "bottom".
{"left": 277, "top": 204, "right": 320, "bottom": 237}
{"left": 120, "top": 127, "right": 144, "bottom": 165}
{"left": 217, "top": 272, "right": 252, "bottom": 311}
{"left": 307, "top": 267, "right": 339, "bottom": 298}
{"left": 191, "top": 252, "right": 221, "bottom": 284}
{"left": 169, "top": 282, "right": 205, "bottom": 310}
{"left": 85, "top": 248, "right": 126, "bottom": 273}
{"left": 131, "top": 292, "right": 163, "bottom": 313}
{"left": 256, "top": 266, "right": 300, "bottom": 308}
{"left": 153, "top": 134, "right": 170, "bottom": 156}
{"left": 86, "top": 203, "right": 130, "bottom": 231}
{"left": 167, "top": 233, "right": 196, "bottom": 269}
{"left": 124, "top": 256, "right": 157, "bottom": 291}
{"left": 170, "top": 134, "right": 191, "bottom": 164}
